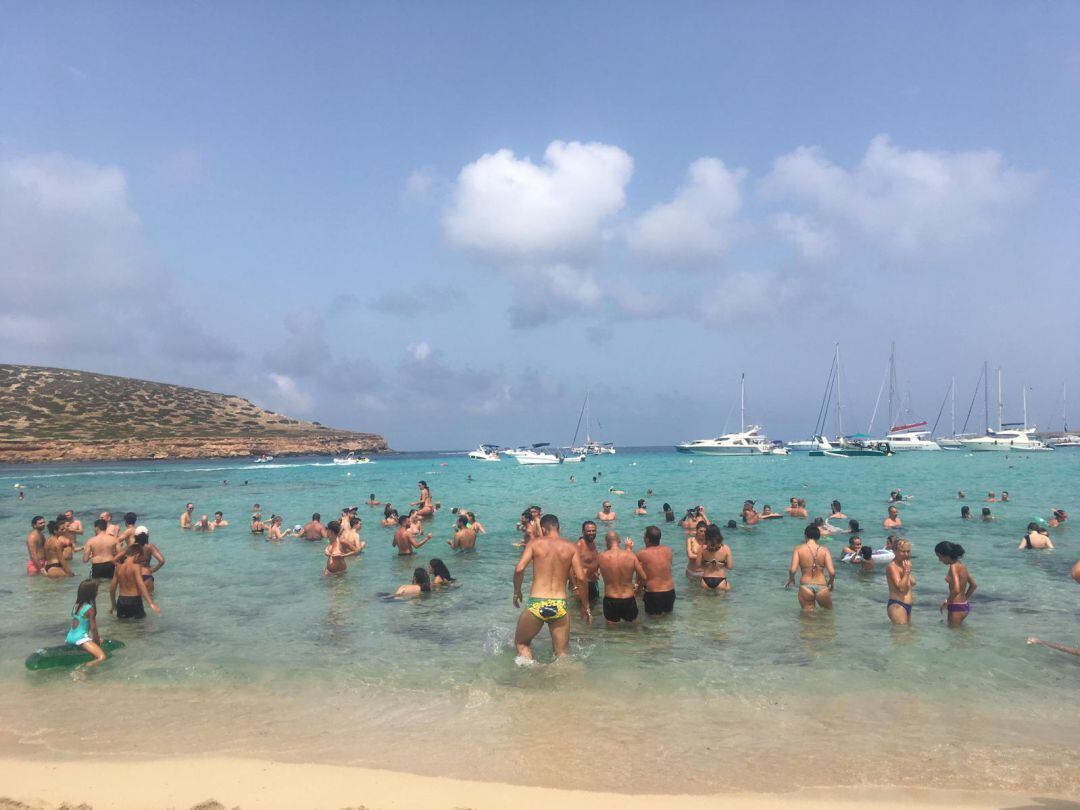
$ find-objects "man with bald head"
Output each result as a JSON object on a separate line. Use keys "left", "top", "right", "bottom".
{"left": 598, "top": 530, "right": 647, "bottom": 624}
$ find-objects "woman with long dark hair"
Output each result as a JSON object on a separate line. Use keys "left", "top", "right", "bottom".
{"left": 935, "top": 541, "right": 976, "bottom": 626}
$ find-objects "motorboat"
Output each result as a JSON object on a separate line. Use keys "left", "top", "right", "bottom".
{"left": 675, "top": 374, "right": 780, "bottom": 456}
{"left": 467, "top": 444, "right": 502, "bottom": 462}
{"left": 1050, "top": 434, "right": 1080, "bottom": 449}
{"left": 809, "top": 435, "right": 891, "bottom": 457}
{"left": 958, "top": 428, "right": 1050, "bottom": 452}
{"left": 252, "top": 454, "right": 274, "bottom": 463}
{"left": 676, "top": 426, "right": 778, "bottom": 456}
{"left": 513, "top": 443, "right": 563, "bottom": 465}
{"left": 883, "top": 423, "right": 942, "bottom": 451}
{"left": 785, "top": 439, "right": 816, "bottom": 452}
{"left": 332, "top": 453, "right": 371, "bottom": 464}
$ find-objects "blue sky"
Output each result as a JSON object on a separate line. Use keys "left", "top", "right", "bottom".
{"left": 2, "top": 2, "right": 1079, "bottom": 448}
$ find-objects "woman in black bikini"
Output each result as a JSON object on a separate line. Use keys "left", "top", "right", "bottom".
{"left": 41, "top": 521, "right": 74, "bottom": 579}
{"left": 696, "top": 524, "right": 731, "bottom": 592}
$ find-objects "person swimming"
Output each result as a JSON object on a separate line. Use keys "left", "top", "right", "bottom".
{"left": 428, "top": 558, "right": 456, "bottom": 586}
{"left": 395, "top": 567, "right": 432, "bottom": 598}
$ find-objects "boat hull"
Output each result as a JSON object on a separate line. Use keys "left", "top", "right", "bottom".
{"left": 675, "top": 445, "right": 765, "bottom": 456}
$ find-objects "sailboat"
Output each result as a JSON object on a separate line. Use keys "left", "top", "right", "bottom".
{"left": 809, "top": 345, "right": 890, "bottom": 457}
{"left": 868, "top": 343, "right": 940, "bottom": 451}
{"left": 958, "top": 369, "right": 1050, "bottom": 452}
{"left": 675, "top": 374, "right": 787, "bottom": 455}
{"left": 568, "top": 390, "right": 615, "bottom": 455}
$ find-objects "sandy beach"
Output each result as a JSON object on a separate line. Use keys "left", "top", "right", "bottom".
{"left": 0, "top": 757, "right": 1070, "bottom": 810}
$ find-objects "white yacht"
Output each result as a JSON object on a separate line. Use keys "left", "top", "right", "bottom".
{"left": 1050, "top": 434, "right": 1080, "bottom": 449}
{"left": 884, "top": 422, "right": 941, "bottom": 451}
{"left": 786, "top": 439, "right": 816, "bottom": 452}
{"left": 467, "top": 444, "right": 502, "bottom": 462}
{"left": 676, "top": 426, "right": 778, "bottom": 456}
{"left": 958, "top": 427, "right": 1050, "bottom": 452}
{"left": 568, "top": 391, "right": 616, "bottom": 455}
{"left": 675, "top": 374, "right": 781, "bottom": 456}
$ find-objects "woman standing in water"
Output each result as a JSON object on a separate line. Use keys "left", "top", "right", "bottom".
{"left": 42, "top": 520, "right": 74, "bottom": 578}
{"left": 935, "top": 541, "right": 976, "bottom": 626}
{"left": 323, "top": 520, "right": 360, "bottom": 576}
{"left": 885, "top": 539, "right": 914, "bottom": 624}
{"left": 696, "top": 524, "right": 731, "bottom": 591}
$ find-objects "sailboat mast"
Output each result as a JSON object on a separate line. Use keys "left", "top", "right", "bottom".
{"left": 888, "top": 341, "right": 896, "bottom": 431}
{"left": 740, "top": 373, "right": 746, "bottom": 433}
{"left": 835, "top": 344, "right": 844, "bottom": 437}
{"left": 1064, "top": 382, "right": 1068, "bottom": 433}
{"left": 1022, "top": 384, "right": 1028, "bottom": 429}
{"left": 950, "top": 376, "right": 956, "bottom": 436}
{"left": 585, "top": 390, "right": 591, "bottom": 445}
{"left": 997, "top": 367, "right": 1003, "bottom": 431}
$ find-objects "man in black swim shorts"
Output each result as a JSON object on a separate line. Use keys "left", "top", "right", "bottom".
{"left": 597, "top": 531, "right": 647, "bottom": 624}
{"left": 636, "top": 526, "right": 676, "bottom": 615}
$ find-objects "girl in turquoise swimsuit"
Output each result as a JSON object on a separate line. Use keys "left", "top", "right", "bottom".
{"left": 66, "top": 579, "right": 106, "bottom": 667}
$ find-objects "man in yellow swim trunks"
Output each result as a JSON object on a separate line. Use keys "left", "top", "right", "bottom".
{"left": 513, "top": 513, "right": 591, "bottom": 661}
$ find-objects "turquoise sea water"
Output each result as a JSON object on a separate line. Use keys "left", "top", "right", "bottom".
{"left": 0, "top": 449, "right": 1077, "bottom": 794}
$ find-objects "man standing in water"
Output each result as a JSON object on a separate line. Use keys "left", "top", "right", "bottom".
{"left": 448, "top": 515, "right": 478, "bottom": 551}
{"left": 393, "top": 514, "right": 432, "bottom": 555}
{"left": 116, "top": 512, "right": 137, "bottom": 549}
{"left": 598, "top": 530, "right": 647, "bottom": 624}
{"left": 301, "top": 513, "right": 327, "bottom": 541}
{"left": 637, "top": 526, "right": 675, "bottom": 615}
{"left": 597, "top": 501, "right": 617, "bottom": 522}
{"left": 512, "top": 514, "right": 591, "bottom": 661}
{"left": 785, "top": 524, "right": 835, "bottom": 611}
{"left": 180, "top": 503, "right": 194, "bottom": 529}
{"left": 25, "top": 515, "right": 46, "bottom": 575}
{"left": 576, "top": 521, "right": 601, "bottom": 604}
{"left": 83, "top": 518, "right": 120, "bottom": 580}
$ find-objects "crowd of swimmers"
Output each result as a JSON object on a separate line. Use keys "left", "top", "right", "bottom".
{"left": 24, "top": 478, "right": 1080, "bottom": 666}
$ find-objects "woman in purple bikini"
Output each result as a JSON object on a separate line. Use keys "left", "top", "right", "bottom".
{"left": 935, "top": 541, "right": 976, "bottom": 626}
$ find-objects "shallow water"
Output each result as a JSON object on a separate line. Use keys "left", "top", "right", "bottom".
{"left": 1, "top": 449, "right": 1077, "bottom": 794}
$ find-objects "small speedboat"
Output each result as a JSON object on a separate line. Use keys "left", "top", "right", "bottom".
{"left": 467, "top": 444, "right": 502, "bottom": 462}
{"left": 252, "top": 454, "right": 274, "bottom": 463}
{"left": 332, "top": 453, "right": 371, "bottom": 465}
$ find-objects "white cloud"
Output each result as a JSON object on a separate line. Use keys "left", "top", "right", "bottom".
{"left": 443, "top": 140, "right": 633, "bottom": 262}
{"left": 407, "top": 341, "right": 432, "bottom": 361}
{"left": 266, "top": 372, "right": 314, "bottom": 414}
{"left": 628, "top": 157, "right": 747, "bottom": 265}
{"left": 761, "top": 135, "right": 1037, "bottom": 255}
{"left": 772, "top": 213, "right": 835, "bottom": 261}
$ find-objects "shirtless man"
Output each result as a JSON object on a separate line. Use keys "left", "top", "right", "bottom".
{"left": 634, "top": 499, "right": 648, "bottom": 516}
{"left": 986, "top": 492, "right": 998, "bottom": 502}
{"left": 883, "top": 505, "right": 903, "bottom": 530}
{"left": 302, "top": 513, "right": 327, "bottom": 541}
{"left": 597, "top": 530, "right": 647, "bottom": 624}
{"left": 110, "top": 545, "right": 161, "bottom": 619}
{"left": 785, "top": 497, "right": 808, "bottom": 519}
{"left": 741, "top": 501, "right": 760, "bottom": 526}
{"left": 393, "top": 515, "right": 431, "bottom": 555}
{"left": 194, "top": 515, "right": 215, "bottom": 531}
{"left": 83, "top": 518, "right": 120, "bottom": 580}
{"left": 116, "top": 512, "right": 138, "bottom": 550}
{"left": 575, "top": 521, "right": 601, "bottom": 604}
{"left": 180, "top": 503, "right": 194, "bottom": 529}
{"left": 63, "top": 510, "right": 84, "bottom": 542}
{"left": 212, "top": 511, "right": 229, "bottom": 528}
{"left": 448, "top": 515, "right": 478, "bottom": 551}
{"left": 99, "top": 511, "right": 120, "bottom": 538}
{"left": 637, "top": 526, "right": 675, "bottom": 615}
{"left": 25, "top": 515, "right": 46, "bottom": 575}
{"left": 512, "top": 514, "right": 590, "bottom": 660}
{"left": 597, "top": 501, "right": 617, "bottom": 523}
{"left": 785, "top": 524, "right": 835, "bottom": 611}
{"left": 366, "top": 493, "right": 380, "bottom": 506}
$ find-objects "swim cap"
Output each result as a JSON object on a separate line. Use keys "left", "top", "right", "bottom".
{"left": 293, "top": 525, "right": 303, "bottom": 533}
{"left": 135, "top": 525, "right": 149, "bottom": 536}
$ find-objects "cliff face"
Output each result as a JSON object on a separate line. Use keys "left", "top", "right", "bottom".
{"left": 0, "top": 365, "right": 390, "bottom": 463}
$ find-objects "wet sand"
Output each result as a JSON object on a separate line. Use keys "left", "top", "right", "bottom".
{"left": 0, "top": 757, "right": 1069, "bottom": 810}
